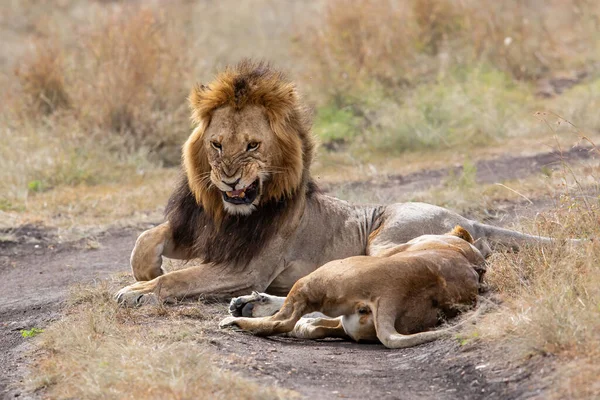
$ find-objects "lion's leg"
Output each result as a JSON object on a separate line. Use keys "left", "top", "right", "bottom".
{"left": 130, "top": 222, "right": 189, "bottom": 281}
{"left": 116, "top": 263, "right": 272, "bottom": 307}
{"left": 289, "top": 316, "right": 349, "bottom": 340}
{"left": 228, "top": 292, "right": 286, "bottom": 317}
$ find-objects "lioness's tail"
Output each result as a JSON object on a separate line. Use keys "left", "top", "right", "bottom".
{"left": 373, "top": 300, "right": 487, "bottom": 349}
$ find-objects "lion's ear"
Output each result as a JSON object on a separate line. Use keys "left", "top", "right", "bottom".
{"left": 189, "top": 83, "right": 210, "bottom": 124}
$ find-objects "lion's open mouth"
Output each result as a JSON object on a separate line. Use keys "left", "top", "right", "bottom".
{"left": 222, "top": 179, "right": 260, "bottom": 205}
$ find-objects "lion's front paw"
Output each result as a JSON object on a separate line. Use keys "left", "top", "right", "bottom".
{"left": 115, "top": 281, "right": 160, "bottom": 307}
{"left": 219, "top": 316, "right": 242, "bottom": 330}
{"left": 228, "top": 291, "right": 284, "bottom": 317}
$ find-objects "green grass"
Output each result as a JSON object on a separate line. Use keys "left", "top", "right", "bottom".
{"left": 550, "top": 77, "right": 600, "bottom": 135}
{"left": 313, "top": 104, "right": 361, "bottom": 145}
{"left": 311, "top": 66, "right": 535, "bottom": 159}
{"left": 365, "top": 67, "right": 533, "bottom": 154}
{"left": 21, "top": 328, "right": 44, "bottom": 338}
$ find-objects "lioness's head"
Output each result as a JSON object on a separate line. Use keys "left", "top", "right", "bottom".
{"left": 184, "top": 60, "right": 314, "bottom": 219}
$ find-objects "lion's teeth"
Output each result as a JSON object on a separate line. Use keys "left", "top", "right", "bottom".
{"left": 225, "top": 190, "right": 246, "bottom": 198}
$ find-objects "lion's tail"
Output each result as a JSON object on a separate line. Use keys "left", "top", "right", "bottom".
{"left": 472, "top": 222, "right": 583, "bottom": 249}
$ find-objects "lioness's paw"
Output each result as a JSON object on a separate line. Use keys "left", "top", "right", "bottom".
{"left": 228, "top": 291, "right": 284, "bottom": 317}
{"left": 115, "top": 281, "right": 160, "bottom": 307}
{"left": 219, "top": 316, "right": 242, "bottom": 330}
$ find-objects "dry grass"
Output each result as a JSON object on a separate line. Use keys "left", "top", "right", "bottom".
{"left": 473, "top": 203, "right": 600, "bottom": 399}
{"left": 21, "top": 168, "right": 177, "bottom": 231}
{"left": 11, "top": 4, "right": 193, "bottom": 156}
{"left": 301, "top": 0, "right": 600, "bottom": 92}
{"left": 28, "top": 279, "right": 294, "bottom": 399}
{"left": 15, "top": 41, "right": 70, "bottom": 115}
{"left": 0, "top": 112, "right": 160, "bottom": 214}
{"left": 450, "top": 147, "right": 600, "bottom": 399}
{"left": 76, "top": 8, "right": 190, "bottom": 148}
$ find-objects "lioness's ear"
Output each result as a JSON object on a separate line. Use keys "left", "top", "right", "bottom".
{"left": 448, "top": 225, "right": 474, "bottom": 243}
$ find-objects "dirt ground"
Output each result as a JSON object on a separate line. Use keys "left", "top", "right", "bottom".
{"left": 1, "top": 147, "right": 595, "bottom": 400}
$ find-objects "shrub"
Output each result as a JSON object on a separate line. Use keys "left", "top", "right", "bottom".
{"left": 74, "top": 7, "right": 192, "bottom": 155}
{"left": 16, "top": 42, "right": 70, "bottom": 115}
{"left": 313, "top": 105, "right": 361, "bottom": 148}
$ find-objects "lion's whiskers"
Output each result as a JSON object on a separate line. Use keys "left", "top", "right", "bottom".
{"left": 193, "top": 174, "right": 214, "bottom": 189}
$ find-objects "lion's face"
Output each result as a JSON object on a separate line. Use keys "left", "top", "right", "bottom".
{"left": 183, "top": 60, "right": 314, "bottom": 221}
{"left": 203, "top": 106, "right": 278, "bottom": 216}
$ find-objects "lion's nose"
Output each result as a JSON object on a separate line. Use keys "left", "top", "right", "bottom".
{"left": 222, "top": 177, "right": 241, "bottom": 189}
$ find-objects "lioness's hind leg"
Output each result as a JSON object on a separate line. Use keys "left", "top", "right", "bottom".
{"left": 220, "top": 303, "right": 304, "bottom": 336}
{"left": 229, "top": 292, "right": 286, "bottom": 317}
{"left": 289, "top": 317, "right": 348, "bottom": 340}
{"left": 221, "top": 284, "right": 314, "bottom": 336}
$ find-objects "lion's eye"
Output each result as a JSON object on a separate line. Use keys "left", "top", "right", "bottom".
{"left": 211, "top": 141, "right": 222, "bottom": 151}
{"left": 247, "top": 142, "right": 260, "bottom": 151}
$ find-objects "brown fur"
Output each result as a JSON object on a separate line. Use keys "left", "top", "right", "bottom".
{"left": 183, "top": 60, "right": 315, "bottom": 222}
{"left": 220, "top": 229, "right": 486, "bottom": 348}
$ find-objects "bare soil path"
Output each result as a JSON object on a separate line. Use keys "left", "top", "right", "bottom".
{"left": 0, "top": 228, "right": 141, "bottom": 399}
{"left": 1, "top": 147, "right": 596, "bottom": 399}
{"left": 326, "top": 145, "right": 595, "bottom": 196}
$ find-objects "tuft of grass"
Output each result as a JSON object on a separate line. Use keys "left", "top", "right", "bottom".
{"left": 27, "top": 180, "right": 45, "bottom": 193}
{"left": 21, "top": 328, "right": 44, "bottom": 338}
{"left": 445, "top": 159, "right": 477, "bottom": 191}
{"left": 74, "top": 7, "right": 191, "bottom": 153}
{"left": 549, "top": 77, "right": 600, "bottom": 135}
{"left": 15, "top": 41, "right": 70, "bottom": 115}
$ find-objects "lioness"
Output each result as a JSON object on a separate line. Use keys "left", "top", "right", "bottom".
{"left": 116, "top": 60, "right": 560, "bottom": 308}
{"left": 219, "top": 226, "right": 485, "bottom": 348}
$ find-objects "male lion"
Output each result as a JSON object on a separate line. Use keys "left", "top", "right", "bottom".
{"left": 219, "top": 226, "right": 486, "bottom": 348}
{"left": 116, "top": 60, "right": 556, "bottom": 308}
